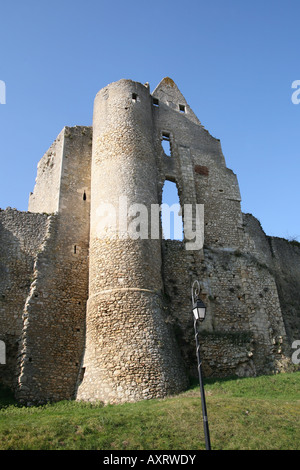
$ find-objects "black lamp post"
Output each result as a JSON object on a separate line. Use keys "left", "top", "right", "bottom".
{"left": 192, "top": 280, "right": 211, "bottom": 451}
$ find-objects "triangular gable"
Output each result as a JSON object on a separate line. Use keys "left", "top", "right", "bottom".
{"left": 152, "top": 77, "right": 201, "bottom": 126}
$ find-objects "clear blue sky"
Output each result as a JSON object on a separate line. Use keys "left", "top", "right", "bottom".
{"left": 0, "top": 0, "right": 299, "bottom": 240}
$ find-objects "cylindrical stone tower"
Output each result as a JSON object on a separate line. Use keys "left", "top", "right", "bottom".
{"left": 76, "top": 79, "right": 187, "bottom": 403}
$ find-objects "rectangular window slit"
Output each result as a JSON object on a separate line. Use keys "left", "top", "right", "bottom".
{"left": 179, "top": 104, "right": 185, "bottom": 113}
{"left": 161, "top": 132, "right": 171, "bottom": 156}
{"left": 153, "top": 98, "right": 159, "bottom": 107}
{"left": 132, "top": 93, "right": 138, "bottom": 102}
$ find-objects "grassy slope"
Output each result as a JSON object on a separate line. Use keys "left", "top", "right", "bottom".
{"left": 0, "top": 372, "right": 299, "bottom": 450}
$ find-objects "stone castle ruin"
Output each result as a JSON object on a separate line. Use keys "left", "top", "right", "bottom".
{"left": 0, "top": 78, "right": 299, "bottom": 405}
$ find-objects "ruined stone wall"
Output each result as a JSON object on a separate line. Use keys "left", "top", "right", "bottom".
{"left": 28, "top": 129, "right": 65, "bottom": 214}
{"left": 243, "top": 213, "right": 300, "bottom": 349}
{"left": 0, "top": 209, "right": 49, "bottom": 389}
{"left": 269, "top": 237, "right": 300, "bottom": 345}
{"left": 162, "top": 239, "right": 289, "bottom": 379}
{"left": 152, "top": 78, "right": 243, "bottom": 250}
{"left": 16, "top": 126, "right": 92, "bottom": 404}
{"left": 153, "top": 79, "right": 290, "bottom": 379}
{"left": 161, "top": 240, "right": 204, "bottom": 377}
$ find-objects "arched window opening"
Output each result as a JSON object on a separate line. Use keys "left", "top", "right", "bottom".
{"left": 161, "top": 180, "right": 183, "bottom": 241}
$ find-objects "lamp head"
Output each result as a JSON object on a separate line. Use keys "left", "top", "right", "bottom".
{"left": 192, "top": 298, "right": 206, "bottom": 322}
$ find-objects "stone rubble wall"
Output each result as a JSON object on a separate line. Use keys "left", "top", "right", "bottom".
{"left": 28, "top": 129, "right": 65, "bottom": 214}
{"left": 152, "top": 78, "right": 293, "bottom": 380}
{"left": 243, "top": 213, "right": 300, "bottom": 348}
{"left": 269, "top": 237, "right": 300, "bottom": 345}
{"left": 162, "top": 238, "right": 290, "bottom": 380}
{"left": 15, "top": 126, "right": 92, "bottom": 404}
{"left": 0, "top": 209, "right": 49, "bottom": 389}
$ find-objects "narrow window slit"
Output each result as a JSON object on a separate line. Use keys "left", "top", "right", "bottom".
{"left": 132, "top": 93, "right": 138, "bottom": 102}
{"left": 161, "top": 132, "right": 171, "bottom": 157}
{"left": 179, "top": 104, "right": 185, "bottom": 113}
{"left": 0, "top": 340, "right": 6, "bottom": 365}
{"left": 153, "top": 98, "right": 159, "bottom": 107}
{"left": 83, "top": 191, "right": 86, "bottom": 201}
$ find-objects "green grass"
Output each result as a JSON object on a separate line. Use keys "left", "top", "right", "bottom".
{"left": 0, "top": 372, "right": 299, "bottom": 450}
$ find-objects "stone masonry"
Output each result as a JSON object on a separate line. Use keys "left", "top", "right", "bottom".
{"left": 0, "top": 78, "right": 299, "bottom": 405}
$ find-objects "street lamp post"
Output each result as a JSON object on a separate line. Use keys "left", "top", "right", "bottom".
{"left": 192, "top": 280, "right": 211, "bottom": 451}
